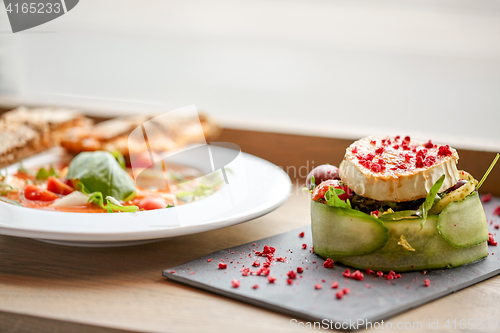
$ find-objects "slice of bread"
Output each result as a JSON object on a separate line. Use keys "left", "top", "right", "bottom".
{"left": 0, "top": 107, "right": 86, "bottom": 169}
{"left": 339, "top": 136, "right": 460, "bottom": 202}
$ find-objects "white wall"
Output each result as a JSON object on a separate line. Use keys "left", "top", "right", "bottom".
{"left": 1, "top": 0, "right": 499, "bottom": 151}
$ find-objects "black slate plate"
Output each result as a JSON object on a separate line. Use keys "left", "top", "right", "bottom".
{"left": 163, "top": 195, "right": 500, "bottom": 331}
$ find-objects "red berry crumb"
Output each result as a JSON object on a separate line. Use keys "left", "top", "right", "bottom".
{"left": 342, "top": 269, "right": 351, "bottom": 278}
{"left": 315, "top": 284, "right": 323, "bottom": 290}
{"left": 287, "top": 279, "right": 293, "bottom": 285}
{"left": 331, "top": 281, "right": 339, "bottom": 289}
{"left": 207, "top": 259, "right": 212, "bottom": 262}
{"left": 299, "top": 232, "right": 305, "bottom": 238}
{"left": 170, "top": 270, "right": 175, "bottom": 274}
{"left": 366, "top": 268, "right": 375, "bottom": 275}
{"left": 424, "top": 279, "right": 430, "bottom": 287}
{"left": 376, "top": 271, "right": 384, "bottom": 277}
{"left": 488, "top": 233, "right": 498, "bottom": 246}
{"left": 219, "top": 263, "right": 227, "bottom": 269}
{"left": 494, "top": 206, "right": 500, "bottom": 216}
{"left": 336, "top": 291, "right": 343, "bottom": 299}
{"left": 481, "top": 193, "right": 492, "bottom": 203}
{"left": 297, "top": 267, "right": 304, "bottom": 273}
{"left": 232, "top": 279, "right": 240, "bottom": 288}
{"left": 252, "top": 261, "right": 260, "bottom": 267}
{"left": 351, "top": 270, "right": 364, "bottom": 281}
{"left": 342, "top": 288, "right": 350, "bottom": 295}
{"left": 268, "top": 276, "right": 277, "bottom": 283}
{"left": 287, "top": 270, "right": 297, "bottom": 279}
{"left": 424, "top": 140, "right": 434, "bottom": 149}
{"left": 302, "top": 244, "right": 307, "bottom": 249}
{"left": 495, "top": 225, "right": 499, "bottom": 230}
{"left": 323, "top": 258, "right": 334, "bottom": 269}
{"left": 252, "top": 284, "right": 259, "bottom": 289}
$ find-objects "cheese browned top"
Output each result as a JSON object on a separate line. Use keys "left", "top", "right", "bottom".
{"left": 338, "top": 136, "right": 460, "bottom": 202}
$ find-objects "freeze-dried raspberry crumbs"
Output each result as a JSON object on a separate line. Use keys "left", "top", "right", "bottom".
{"left": 232, "top": 279, "right": 240, "bottom": 288}
{"left": 323, "top": 258, "right": 334, "bottom": 269}
{"left": 219, "top": 263, "right": 227, "bottom": 269}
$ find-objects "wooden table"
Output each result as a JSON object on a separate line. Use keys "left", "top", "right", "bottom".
{"left": 1, "top": 129, "right": 500, "bottom": 333}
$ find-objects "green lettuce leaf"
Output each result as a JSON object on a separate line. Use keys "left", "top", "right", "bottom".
{"left": 324, "top": 186, "right": 352, "bottom": 209}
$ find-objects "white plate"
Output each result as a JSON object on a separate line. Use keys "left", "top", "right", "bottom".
{"left": 0, "top": 147, "right": 292, "bottom": 247}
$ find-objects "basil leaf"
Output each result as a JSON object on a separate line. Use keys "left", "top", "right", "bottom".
{"left": 67, "top": 151, "right": 136, "bottom": 201}
{"left": 417, "top": 174, "right": 445, "bottom": 229}
{"left": 324, "top": 186, "right": 352, "bottom": 209}
{"left": 105, "top": 196, "right": 139, "bottom": 213}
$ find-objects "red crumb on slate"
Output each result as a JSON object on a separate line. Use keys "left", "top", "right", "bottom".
{"left": 232, "top": 279, "right": 240, "bottom": 288}
{"left": 252, "top": 284, "right": 259, "bottom": 289}
{"left": 366, "top": 268, "right": 375, "bottom": 275}
{"left": 424, "top": 279, "right": 430, "bottom": 287}
{"left": 495, "top": 225, "right": 499, "bottom": 230}
{"left": 481, "top": 193, "right": 492, "bottom": 203}
{"left": 376, "top": 271, "right": 384, "bottom": 277}
{"left": 331, "top": 281, "right": 339, "bottom": 289}
{"left": 219, "top": 263, "right": 227, "bottom": 269}
{"left": 488, "top": 233, "right": 498, "bottom": 246}
{"left": 315, "top": 284, "right": 323, "bottom": 290}
{"left": 268, "top": 276, "right": 277, "bottom": 283}
{"left": 385, "top": 270, "right": 401, "bottom": 280}
{"left": 336, "top": 291, "right": 344, "bottom": 299}
{"left": 365, "top": 284, "right": 371, "bottom": 289}
{"left": 207, "top": 259, "right": 212, "bottom": 262}
{"left": 287, "top": 279, "right": 293, "bottom": 285}
{"left": 494, "top": 206, "right": 500, "bottom": 216}
{"left": 170, "top": 270, "right": 175, "bottom": 274}
{"left": 323, "top": 258, "right": 334, "bottom": 269}
{"left": 302, "top": 244, "right": 307, "bottom": 249}
{"left": 252, "top": 261, "right": 260, "bottom": 267}
{"left": 190, "top": 272, "right": 195, "bottom": 275}
{"left": 342, "top": 288, "right": 350, "bottom": 295}
{"left": 297, "top": 267, "right": 304, "bottom": 273}
{"left": 351, "top": 270, "right": 364, "bottom": 281}
{"left": 299, "top": 232, "right": 305, "bottom": 238}
{"left": 241, "top": 268, "right": 250, "bottom": 276}
{"left": 287, "top": 270, "right": 297, "bottom": 279}
{"left": 343, "top": 269, "right": 351, "bottom": 278}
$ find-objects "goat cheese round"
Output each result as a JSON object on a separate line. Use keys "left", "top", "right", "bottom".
{"left": 338, "top": 136, "right": 460, "bottom": 202}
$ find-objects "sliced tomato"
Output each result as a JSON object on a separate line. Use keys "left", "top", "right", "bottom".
{"left": 137, "top": 197, "right": 168, "bottom": 210}
{"left": 312, "top": 180, "right": 353, "bottom": 201}
{"left": 47, "top": 177, "right": 74, "bottom": 195}
{"left": 24, "top": 185, "right": 59, "bottom": 201}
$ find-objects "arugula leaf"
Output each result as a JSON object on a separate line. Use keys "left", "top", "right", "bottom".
{"left": 324, "top": 186, "right": 352, "bottom": 209}
{"left": 166, "top": 204, "right": 174, "bottom": 208}
{"left": 36, "top": 166, "right": 58, "bottom": 180}
{"left": 476, "top": 153, "right": 499, "bottom": 191}
{"left": 310, "top": 175, "right": 316, "bottom": 191}
{"left": 416, "top": 174, "right": 445, "bottom": 229}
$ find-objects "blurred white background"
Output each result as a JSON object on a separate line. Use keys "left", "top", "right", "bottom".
{"left": 1, "top": 0, "right": 499, "bottom": 150}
